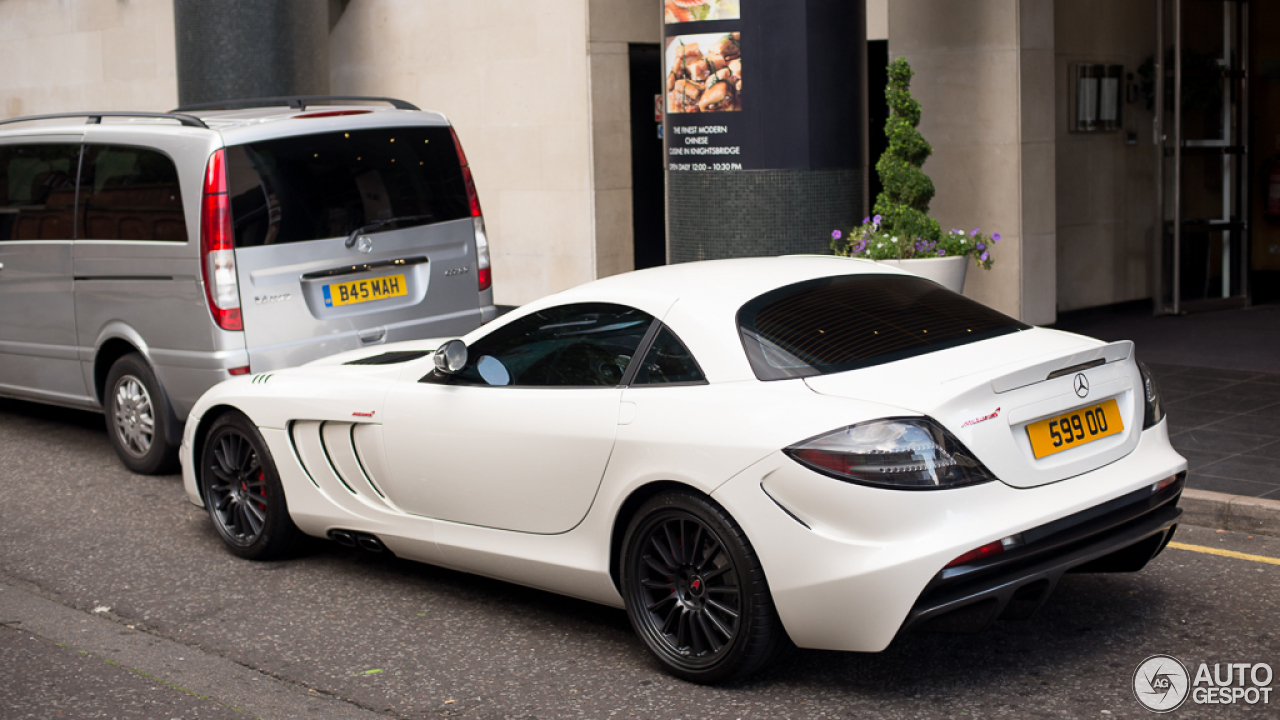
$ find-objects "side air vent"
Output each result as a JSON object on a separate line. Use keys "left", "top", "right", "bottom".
{"left": 344, "top": 351, "right": 431, "bottom": 366}
{"left": 289, "top": 420, "right": 393, "bottom": 512}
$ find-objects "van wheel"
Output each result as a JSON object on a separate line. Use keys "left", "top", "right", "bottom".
{"left": 104, "top": 353, "right": 178, "bottom": 474}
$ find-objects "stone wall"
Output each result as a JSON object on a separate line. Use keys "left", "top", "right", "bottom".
{"left": 0, "top": 0, "right": 178, "bottom": 119}
{"left": 1054, "top": 0, "right": 1156, "bottom": 312}
{"left": 889, "top": 0, "right": 1057, "bottom": 325}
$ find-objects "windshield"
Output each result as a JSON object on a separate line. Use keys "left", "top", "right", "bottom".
{"left": 737, "top": 274, "right": 1028, "bottom": 380}
{"left": 225, "top": 125, "right": 469, "bottom": 247}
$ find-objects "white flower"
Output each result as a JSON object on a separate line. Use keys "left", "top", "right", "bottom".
{"left": 891, "top": 237, "right": 898, "bottom": 243}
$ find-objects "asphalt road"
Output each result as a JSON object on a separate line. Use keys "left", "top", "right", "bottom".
{"left": 1, "top": 398, "right": 1277, "bottom": 719}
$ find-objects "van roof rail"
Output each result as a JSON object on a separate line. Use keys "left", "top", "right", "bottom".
{"left": 172, "top": 96, "right": 420, "bottom": 113}
{"left": 0, "top": 112, "right": 209, "bottom": 129}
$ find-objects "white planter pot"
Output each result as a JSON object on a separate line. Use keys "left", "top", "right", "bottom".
{"left": 877, "top": 256, "right": 969, "bottom": 293}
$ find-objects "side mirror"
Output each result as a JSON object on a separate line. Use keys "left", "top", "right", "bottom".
{"left": 433, "top": 339, "right": 468, "bottom": 374}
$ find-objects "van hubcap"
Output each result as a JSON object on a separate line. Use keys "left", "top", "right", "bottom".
{"left": 112, "top": 375, "right": 154, "bottom": 458}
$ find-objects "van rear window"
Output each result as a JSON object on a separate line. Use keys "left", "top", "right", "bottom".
{"left": 737, "top": 274, "right": 1028, "bottom": 380}
{"left": 226, "top": 126, "right": 469, "bottom": 247}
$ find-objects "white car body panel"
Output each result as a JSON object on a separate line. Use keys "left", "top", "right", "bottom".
{"left": 180, "top": 255, "right": 1187, "bottom": 652}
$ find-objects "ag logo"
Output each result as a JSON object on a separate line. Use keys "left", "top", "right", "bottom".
{"left": 1134, "top": 654, "right": 1190, "bottom": 713}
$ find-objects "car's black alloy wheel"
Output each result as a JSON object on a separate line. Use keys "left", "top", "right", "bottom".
{"left": 621, "top": 492, "right": 789, "bottom": 684}
{"left": 199, "top": 412, "right": 300, "bottom": 560}
{"left": 104, "top": 353, "right": 178, "bottom": 474}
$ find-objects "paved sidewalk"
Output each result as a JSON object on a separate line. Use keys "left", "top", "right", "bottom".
{"left": 1053, "top": 302, "right": 1280, "bottom": 536}
{"left": 0, "top": 578, "right": 388, "bottom": 720}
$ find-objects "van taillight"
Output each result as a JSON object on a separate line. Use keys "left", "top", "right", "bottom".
{"left": 450, "top": 126, "right": 482, "bottom": 217}
{"left": 200, "top": 148, "right": 242, "bottom": 331}
{"left": 473, "top": 217, "right": 492, "bottom": 292}
{"left": 451, "top": 126, "right": 491, "bottom": 292}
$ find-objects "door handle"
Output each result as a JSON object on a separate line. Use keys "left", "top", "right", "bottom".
{"left": 358, "top": 326, "right": 386, "bottom": 345}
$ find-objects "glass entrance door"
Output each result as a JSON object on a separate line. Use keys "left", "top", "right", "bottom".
{"left": 1155, "top": 0, "right": 1250, "bottom": 314}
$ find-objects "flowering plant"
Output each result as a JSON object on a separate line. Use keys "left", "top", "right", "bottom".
{"left": 831, "top": 215, "right": 998, "bottom": 270}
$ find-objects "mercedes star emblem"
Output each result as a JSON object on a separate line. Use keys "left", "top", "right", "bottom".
{"left": 357, "top": 235, "right": 373, "bottom": 254}
{"left": 1074, "top": 373, "right": 1090, "bottom": 398}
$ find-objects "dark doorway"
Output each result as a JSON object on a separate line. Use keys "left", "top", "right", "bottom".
{"left": 629, "top": 43, "right": 666, "bottom": 270}
{"left": 867, "top": 39, "right": 889, "bottom": 212}
{"left": 1249, "top": 0, "right": 1280, "bottom": 304}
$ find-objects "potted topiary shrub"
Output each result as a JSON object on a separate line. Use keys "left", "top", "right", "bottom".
{"left": 831, "top": 57, "right": 997, "bottom": 293}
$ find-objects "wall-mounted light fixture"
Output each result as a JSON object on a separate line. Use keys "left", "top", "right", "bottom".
{"left": 1071, "top": 63, "right": 1124, "bottom": 132}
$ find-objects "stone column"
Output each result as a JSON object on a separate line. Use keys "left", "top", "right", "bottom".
{"left": 664, "top": 0, "right": 866, "bottom": 263}
{"left": 889, "top": 0, "right": 1056, "bottom": 324}
{"left": 173, "top": 0, "right": 329, "bottom": 107}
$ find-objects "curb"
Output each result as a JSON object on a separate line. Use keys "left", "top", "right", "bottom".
{"left": 1180, "top": 488, "right": 1280, "bottom": 537}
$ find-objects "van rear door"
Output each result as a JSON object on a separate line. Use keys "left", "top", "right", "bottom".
{"left": 226, "top": 124, "right": 488, "bottom": 372}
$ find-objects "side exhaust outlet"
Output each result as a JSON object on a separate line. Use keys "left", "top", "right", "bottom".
{"left": 327, "top": 529, "right": 358, "bottom": 548}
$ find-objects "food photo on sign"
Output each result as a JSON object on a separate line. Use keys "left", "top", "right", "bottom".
{"left": 664, "top": 0, "right": 740, "bottom": 23}
{"left": 665, "top": 33, "right": 742, "bottom": 114}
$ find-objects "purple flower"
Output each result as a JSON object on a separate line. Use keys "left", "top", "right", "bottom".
{"left": 971, "top": 227, "right": 980, "bottom": 236}
{"left": 873, "top": 214, "right": 882, "bottom": 226}
{"left": 832, "top": 229, "right": 842, "bottom": 240}
{"left": 937, "top": 249, "right": 946, "bottom": 256}
{"left": 992, "top": 233, "right": 1001, "bottom": 242}
{"left": 863, "top": 216, "right": 870, "bottom": 224}
{"left": 976, "top": 242, "right": 985, "bottom": 251}
{"left": 980, "top": 251, "right": 989, "bottom": 262}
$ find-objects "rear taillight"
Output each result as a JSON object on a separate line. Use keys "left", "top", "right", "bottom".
{"left": 200, "top": 148, "right": 241, "bottom": 331}
{"left": 474, "top": 217, "right": 492, "bottom": 292}
{"left": 451, "top": 126, "right": 482, "bottom": 217}
{"left": 786, "top": 417, "right": 998, "bottom": 490}
{"left": 451, "top": 126, "right": 491, "bottom": 292}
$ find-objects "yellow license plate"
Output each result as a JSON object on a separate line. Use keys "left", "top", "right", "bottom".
{"left": 322, "top": 274, "right": 407, "bottom": 307}
{"left": 1026, "top": 398, "right": 1124, "bottom": 459}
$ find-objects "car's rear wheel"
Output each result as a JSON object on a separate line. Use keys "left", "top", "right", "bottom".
{"left": 620, "top": 491, "right": 789, "bottom": 684}
{"left": 198, "top": 411, "right": 300, "bottom": 560}
{"left": 104, "top": 353, "right": 178, "bottom": 474}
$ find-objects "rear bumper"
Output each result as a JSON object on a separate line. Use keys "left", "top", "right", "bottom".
{"left": 901, "top": 474, "right": 1183, "bottom": 634}
{"left": 710, "top": 419, "right": 1188, "bottom": 652}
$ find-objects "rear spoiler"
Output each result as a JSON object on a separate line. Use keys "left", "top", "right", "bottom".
{"left": 991, "top": 341, "right": 1134, "bottom": 394}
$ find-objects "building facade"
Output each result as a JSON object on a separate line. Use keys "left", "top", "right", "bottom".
{"left": 2, "top": 0, "right": 1275, "bottom": 320}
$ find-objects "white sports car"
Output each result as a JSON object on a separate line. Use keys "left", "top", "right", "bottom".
{"left": 181, "top": 256, "right": 1186, "bottom": 683}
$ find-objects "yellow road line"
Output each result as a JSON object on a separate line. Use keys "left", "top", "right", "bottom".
{"left": 1168, "top": 541, "right": 1280, "bottom": 566}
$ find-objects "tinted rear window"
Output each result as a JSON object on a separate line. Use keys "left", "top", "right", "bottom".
{"left": 737, "top": 274, "right": 1028, "bottom": 380}
{"left": 226, "top": 126, "right": 468, "bottom": 247}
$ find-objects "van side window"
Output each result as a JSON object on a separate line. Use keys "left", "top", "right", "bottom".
{"left": 77, "top": 145, "right": 187, "bottom": 242}
{"left": 0, "top": 144, "right": 80, "bottom": 241}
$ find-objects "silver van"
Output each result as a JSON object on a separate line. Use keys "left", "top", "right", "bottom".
{"left": 0, "top": 97, "right": 496, "bottom": 473}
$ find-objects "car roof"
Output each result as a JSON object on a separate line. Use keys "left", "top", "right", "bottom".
{"left": 493, "top": 255, "right": 906, "bottom": 383}
{"left": 549, "top": 255, "right": 895, "bottom": 314}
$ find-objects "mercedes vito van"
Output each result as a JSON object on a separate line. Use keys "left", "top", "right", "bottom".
{"left": 0, "top": 96, "right": 496, "bottom": 473}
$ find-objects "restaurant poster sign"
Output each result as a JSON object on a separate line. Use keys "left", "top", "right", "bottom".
{"left": 662, "top": 0, "right": 859, "bottom": 174}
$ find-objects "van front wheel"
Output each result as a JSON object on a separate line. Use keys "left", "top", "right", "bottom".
{"left": 104, "top": 353, "right": 178, "bottom": 474}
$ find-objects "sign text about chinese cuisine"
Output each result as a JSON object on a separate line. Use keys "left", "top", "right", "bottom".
{"left": 667, "top": 124, "right": 743, "bottom": 171}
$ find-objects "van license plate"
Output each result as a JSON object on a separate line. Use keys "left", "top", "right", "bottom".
{"left": 322, "top": 274, "right": 408, "bottom": 308}
{"left": 1026, "top": 398, "right": 1124, "bottom": 459}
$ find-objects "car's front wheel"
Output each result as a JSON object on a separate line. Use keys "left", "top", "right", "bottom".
{"left": 198, "top": 411, "right": 300, "bottom": 560}
{"left": 620, "top": 491, "right": 789, "bottom": 684}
